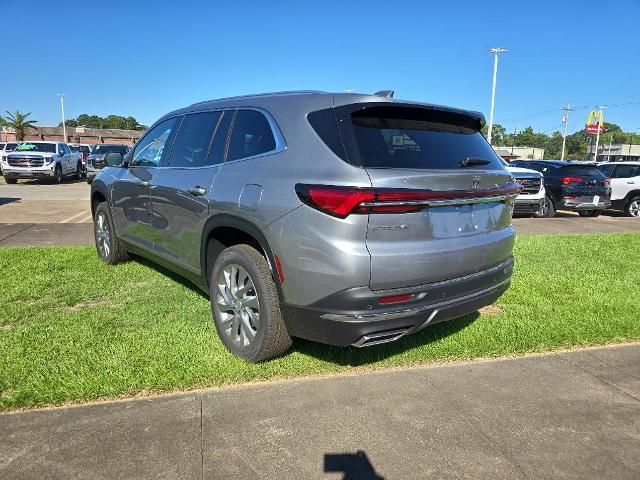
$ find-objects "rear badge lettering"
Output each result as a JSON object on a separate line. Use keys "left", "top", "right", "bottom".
{"left": 372, "top": 225, "right": 409, "bottom": 231}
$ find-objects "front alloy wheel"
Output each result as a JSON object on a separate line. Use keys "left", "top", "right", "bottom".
{"left": 95, "top": 210, "right": 111, "bottom": 260}
{"left": 93, "top": 203, "right": 129, "bottom": 264}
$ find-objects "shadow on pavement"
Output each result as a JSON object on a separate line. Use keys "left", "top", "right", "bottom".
{"left": 292, "top": 313, "right": 479, "bottom": 366}
{"left": 0, "top": 197, "right": 21, "bottom": 206}
{"left": 324, "top": 451, "right": 384, "bottom": 479}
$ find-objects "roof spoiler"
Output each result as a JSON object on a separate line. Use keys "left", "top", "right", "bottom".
{"left": 374, "top": 90, "right": 394, "bottom": 98}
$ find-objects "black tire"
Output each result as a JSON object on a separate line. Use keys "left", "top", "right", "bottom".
{"left": 93, "top": 202, "right": 129, "bottom": 264}
{"left": 53, "top": 164, "right": 63, "bottom": 184}
{"left": 624, "top": 196, "right": 640, "bottom": 218}
{"left": 533, "top": 196, "right": 555, "bottom": 218}
{"left": 210, "top": 244, "right": 292, "bottom": 362}
{"left": 86, "top": 176, "right": 93, "bottom": 184}
{"left": 74, "top": 161, "right": 82, "bottom": 180}
{"left": 578, "top": 210, "right": 601, "bottom": 217}
{"left": 5, "top": 177, "right": 17, "bottom": 184}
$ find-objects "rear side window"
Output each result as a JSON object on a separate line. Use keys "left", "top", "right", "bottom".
{"left": 207, "top": 111, "right": 233, "bottom": 165}
{"left": 598, "top": 164, "right": 616, "bottom": 177}
{"left": 227, "top": 110, "right": 276, "bottom": 161}
{"left": 340, "top": 107, "right": 503, "bottom": 169}
{"left": 612, "top": 164, "right": 640, "bottom": 178}
{"left": 168, "top": 111, "right": 222, "bottom": 168}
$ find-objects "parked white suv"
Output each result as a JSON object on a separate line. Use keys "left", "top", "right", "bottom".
{"left": 598, "top": 162, "right": 640, "bottom": 217}
{"left": 501, "top": 159, "right": 546, "bottom": 216}
{"left": 3, "top": 141, "right": 83, "bottom": 184}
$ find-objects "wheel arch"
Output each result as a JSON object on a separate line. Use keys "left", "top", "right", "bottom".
{"left": 201, "top": 215, "right": 282, "bottom": 298}
{"left": 624, "top": 190, "right": 640, "bottom": 203}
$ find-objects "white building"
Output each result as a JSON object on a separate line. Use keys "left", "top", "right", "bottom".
{"left": 493, "top": 146, "right": 545, "bottom": 161}
{"left": 589, "top": 144, "right": 640, "bottom": 162}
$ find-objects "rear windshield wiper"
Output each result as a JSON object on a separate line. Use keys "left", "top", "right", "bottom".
{"left": 458, "top": 157, "right": 491, "bottom": 168}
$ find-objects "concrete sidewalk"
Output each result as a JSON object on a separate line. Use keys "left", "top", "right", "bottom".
{"left": 1, "top": 344, "right": 639, "bottom": 479}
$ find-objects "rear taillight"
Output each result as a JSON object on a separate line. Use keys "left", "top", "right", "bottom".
{"left": 562, "top": 176, "right": 584, "bottom": 185}
{"left": 604, "top": 178, "right": 611, "bottom": 187}
{"left": 295, "top": 183, "right": 521, "bottom": 218}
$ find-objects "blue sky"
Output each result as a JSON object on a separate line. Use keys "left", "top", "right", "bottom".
{"left": 2, "top": 0, "right": 639, "bottom": 134}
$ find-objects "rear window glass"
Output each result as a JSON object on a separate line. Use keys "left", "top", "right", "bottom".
{"left": 561, "top": 166, "right": 605, "bottom": 177}
{"left": 341, "top": 107, "right": 502, "bottom": 170}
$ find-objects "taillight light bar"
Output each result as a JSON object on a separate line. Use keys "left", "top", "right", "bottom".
{"left": 562, "top": 176, "right": 584, "bottom": 185}
{"left": 295, "top": 183, "right": 522, "bottom": 218}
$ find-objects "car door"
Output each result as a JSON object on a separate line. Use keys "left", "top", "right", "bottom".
{"left": 110, "top": 117, "right": 178, "bottom": 251}
{"left": 61, "top": 143, "right": 74, "bottom": 173}
{"left": 150, "top": 110, "right": 231, "bottom": 275}
{"left": 609, "top": 164, "right": 640, "bottom": 201}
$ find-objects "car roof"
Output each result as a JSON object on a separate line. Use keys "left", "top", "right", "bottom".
{"left": 600, "top": 161, "right": 640, "bottom": 165}
{"left": 16, "top": 140, "right": 58, "bottom": 144}
{"left": 157, "top": 90, "right": 484, "bottom": 126}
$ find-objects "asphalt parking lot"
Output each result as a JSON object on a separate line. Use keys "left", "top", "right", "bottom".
{"left": 1, "top": 177, "right": 639, "bottom": 246}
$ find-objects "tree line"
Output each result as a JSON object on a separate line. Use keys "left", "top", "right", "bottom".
{"left": 482, "top": 122, "right": 640, "bottom": 160}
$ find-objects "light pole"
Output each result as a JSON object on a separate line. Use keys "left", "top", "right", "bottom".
{"left": 560, "top": 103, "right": 575, "bottom": 161}
{"left": 57, "top": 93, "right": 67, "bottom": 142}
{"left": 487, "top": 47, "right": 507, "bottom": 146}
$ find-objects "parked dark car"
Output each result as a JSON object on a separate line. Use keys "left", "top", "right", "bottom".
{"left": 86, "top": 144, "right": 130, "bottom": 184}
{"left": 510, "top": 160, "right": 611, "bottom": 217}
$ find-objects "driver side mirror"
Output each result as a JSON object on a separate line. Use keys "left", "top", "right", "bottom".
{"left": 105, "top": 152, "right": 124, "bottom": 167}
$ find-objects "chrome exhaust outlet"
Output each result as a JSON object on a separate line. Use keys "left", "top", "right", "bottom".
{"left": 352, "top": 328, "right": 410, "bottom": 348}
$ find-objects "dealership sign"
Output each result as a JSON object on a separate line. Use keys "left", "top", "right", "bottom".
{"left": 585, "top": 110, "right": 604, "bottom": 135}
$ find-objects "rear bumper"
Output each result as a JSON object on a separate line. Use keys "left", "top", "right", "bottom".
{"left": 560, "top": 195, "right": 611, "bottom": 210}
{"left": 282, "top": 257, "right": 513, "bottom": 347}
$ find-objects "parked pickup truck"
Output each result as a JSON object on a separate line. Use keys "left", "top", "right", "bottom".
{"left": 2, "top": 141, "right": 83, "bottom": 184}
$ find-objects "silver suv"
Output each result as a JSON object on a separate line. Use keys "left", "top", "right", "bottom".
{"left": 90, "top": 91, "right": 519, "bottom": 362}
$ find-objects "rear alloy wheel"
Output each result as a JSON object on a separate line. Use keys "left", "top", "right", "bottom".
{"left": 53, "top": 164, "right": 63, "bottom": 184}
{"left": 5, "top": 177, "right": 17, "bottom": 184}
{"left": 578, "top": 210, "right": 601, "bottom": 217}
{"left": 93, "top": 203, "right": 129, "bottom": 264}
{"left": 533, "top": 196, "right": 555, "bottom": 218}
{"left": 625, "top": 197, "right": 640, "bottom": 217}
{"left": 210, "top": 244, "right": 292, "bottom": 362}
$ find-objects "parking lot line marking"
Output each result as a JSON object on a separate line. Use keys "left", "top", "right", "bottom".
{"left": 79, "top": 213, "right": 94, "bottom": 223}
{"left": 60, "top": 210, "right": 91, "bottom": 224}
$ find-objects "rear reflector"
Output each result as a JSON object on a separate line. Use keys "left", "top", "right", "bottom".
{"left": 295, "top": 183, "right": 521, "bottom": 218}
{"left": 273, "top": 255, "right": 285, "bottom": 283}
{"left": 378, "top": 293, "right": 413, "bottom": 304}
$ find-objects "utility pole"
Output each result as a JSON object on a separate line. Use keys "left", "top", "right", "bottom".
{"left": 560, "top": 103, "right": 575, "bottom": 161}
{"left": 57, "top": 93, "right": 67, "bottom": 142}
{"left": 593, "top": 105, "right": 607, "bottom": 162}
{"left": 487, "top": 47, "right": 508, "bottom": 146}
{"left": 607, "top": 133, "right": 613, "bottom": 162}
{"left": 511, "top": 127, "right": 518, "bottom": 156}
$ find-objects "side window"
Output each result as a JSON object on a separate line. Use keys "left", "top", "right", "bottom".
{"left": 207, "top": 110, "right": 233, "bottom": 165}
{"left": 62, "top": 144, "right": 71, "bottom": 154}
{"left": 168, "top": 111, "right": 222, "bottom": 168}
{"left": 612, "top": 164, "right": 640, "bottom": 179}
{"left": 58, "top": 144, "right": 65, "bottom": 154}
{"left": 131, "top": 118, "right": 177, "bottom": 167}
{"left": 227, "top": 110, "right": 276, "bottom": 161}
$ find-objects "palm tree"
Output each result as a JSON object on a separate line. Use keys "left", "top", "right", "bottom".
{"left": 3, "top": 110, "right": 38, "bottom": 141}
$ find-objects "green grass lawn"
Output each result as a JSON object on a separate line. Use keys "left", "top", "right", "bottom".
{"left": 1, "top": 233, "right": 639, "bottom": 410}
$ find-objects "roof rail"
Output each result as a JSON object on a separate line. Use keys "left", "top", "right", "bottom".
{"left": 374, "top": 90, "right": 394, "bottom": 98}
{"left": 190, "top": 90, "right": 327, "bottom": 107}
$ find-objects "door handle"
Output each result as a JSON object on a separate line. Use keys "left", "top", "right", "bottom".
{"left": 137, "top": 181, "right": 149, "bottom": 187}
{"left": 627, "top": 181, "right": 636, "bottom": 184}
{"left": 187, "top": 186, "right": 207, "bottom": 196}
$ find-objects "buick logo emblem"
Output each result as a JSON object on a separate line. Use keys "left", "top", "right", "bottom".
{"left": 471, "top": 176, "right": 481, "bottom": 190}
